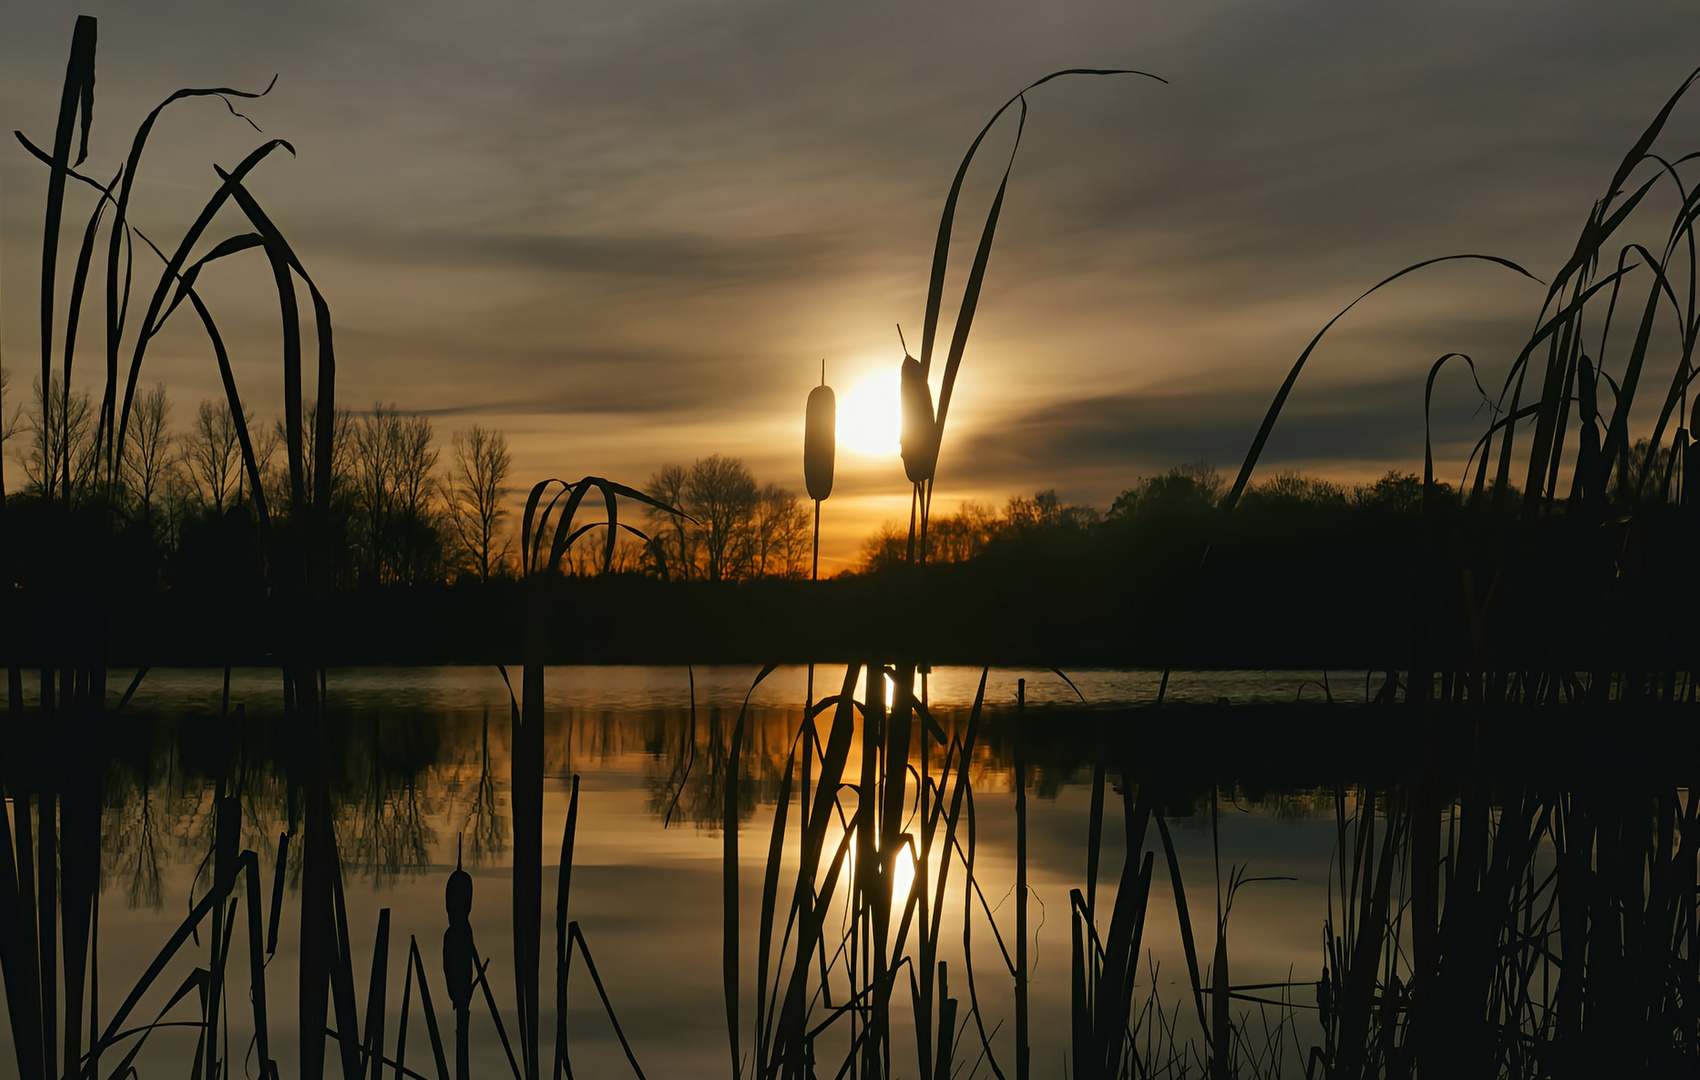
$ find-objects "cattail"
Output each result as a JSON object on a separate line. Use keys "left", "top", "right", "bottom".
{"left": 805, "top": 374, "right": 836, "bottom": 502}
{"left": 901, "top": 354, "right": 938, "bottom": 484}
{"left": 443, "top": 853, "right": 474, "bottom": 1011}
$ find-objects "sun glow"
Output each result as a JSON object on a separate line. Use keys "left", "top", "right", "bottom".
{"left": 837, "top": 370, "right": 902, "bottom": 457}
{"left": 892, "top": 843, "right": 917, "bottom": 905}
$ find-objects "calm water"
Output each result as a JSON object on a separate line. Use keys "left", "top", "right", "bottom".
{"left": 12, "top": 666, "right": 1370, "bottom": 1077}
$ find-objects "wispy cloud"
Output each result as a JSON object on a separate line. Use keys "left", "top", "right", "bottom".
{"left": 2, "top": 0, "right": 1697, "bottom": 561}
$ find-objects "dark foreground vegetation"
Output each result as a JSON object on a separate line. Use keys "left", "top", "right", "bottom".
{"left": 0, "top": 18, "right": 1693, "bottom": 1080}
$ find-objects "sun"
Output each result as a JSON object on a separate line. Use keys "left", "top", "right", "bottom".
{"left": 837, "top": 370, "right": 902, "bottom": 457}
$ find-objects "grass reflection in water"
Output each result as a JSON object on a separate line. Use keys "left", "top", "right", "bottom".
{"left": 31, "top": 666, "right": 1693, "bottom": 1078}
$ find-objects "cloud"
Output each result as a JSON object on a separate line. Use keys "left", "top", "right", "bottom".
{"left": 4, "top": 0, "right": 1700, "bottom": 564}
{"left": 949, "top": 373, "right": 1505, "bottom": 490}
{"left": 362, "top": 228, "right": 843, "bottom": 282}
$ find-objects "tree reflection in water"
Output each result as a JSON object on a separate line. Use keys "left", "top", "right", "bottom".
{"left": 341, "top": 712, "right": 441, "bottom": 886}
{"left": 645, "top": 705, "right": 799, "bottom": 829}
{"left": 458, "top": 710, "right": 509, "bottom": 866}
{"left": 104, "top": 721, "right": 165, "bottom": 910}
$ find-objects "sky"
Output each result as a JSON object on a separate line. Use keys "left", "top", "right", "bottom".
{"left": 3, "top": 1, "right": 1700, "bottom": 570}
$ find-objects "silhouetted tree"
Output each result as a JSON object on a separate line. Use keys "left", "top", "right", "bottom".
{"left": 641, "top": 457, "right": 810, "bottom": 580}
{"left": 857, "top": 490, "right": 1098, "bottom": 572}
{"left": 351, "top": 405, "right": 445, "bottom": 586}
{"left": 646, "top": 463, "right": 695, "bottom": 579}
{"left": 122, "top": 384, "right": 177, "bottom": 529}
{"left": 1243, "top": 471, "right": 1347, "bottom": 509}
{"left": 21, "top": 374, "right": 97, "bottom": 501}
{"left": 294, "top": 400, "right": 353, "bottom": 509}
{"left": 751, "top": 484, "right": 809, "bottom": 578}
{"left": 447, "top": 425, "right": 512, "bottom": 581}
{"left": 929, "top": 501, "right": 999, "bottom": 563}
{"left": 686, "top": 454, "right": 757, "bottom": 582}
{"left": 0, "top": 368, "right": 21, "bottom": 501}
{"left": 1353, "top": 471, "right": 1425, "bottom": 514}
{"left": 179, "top": 399, "right": 247, "bottom": 515}
{"left": 1107, "top": 461, "right": 1222, "bottom": 520}
{"left": 1003, "top": 489, "right": 1099, "bottom": 532}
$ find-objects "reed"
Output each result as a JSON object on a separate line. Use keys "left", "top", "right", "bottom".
{"left": 0, "top": 14, "right": 373, "bottom": 1079}
{"left": 1306, "top": 764, "right": 1695, "bottom": 1078}
{"left": 512, "top": 475, "right": 679, "bottom": 1080}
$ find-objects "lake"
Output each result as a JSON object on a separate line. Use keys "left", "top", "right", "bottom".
{"left": 2, "top": 664, "right": 1686, "bottom": 1077}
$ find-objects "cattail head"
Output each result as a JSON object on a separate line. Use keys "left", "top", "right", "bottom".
{"left": 443, "top": 859, "right": 475, "bottom": 1007}
{"left": 900, "top": 354, "right": 938, "bottom": 484}
{"left": 805, "top": 382, "right": 836, "bottom": 501}
{"left": 446, "top": 865, "right": 472, "bottom": 921}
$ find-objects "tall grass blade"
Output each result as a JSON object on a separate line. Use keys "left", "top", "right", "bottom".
{"left": 407, "top": 938, "right": 450, "bottom": 1080}
{"left": 553, "top": 774, "right": 580, "bottom": 1080}
{"left": 723, "top": 663, "right": 776, "bottom": 1077}
{"left": 567, "top": 924, "right": 648, "bottom": 1079}
{"left": 0, "top": 778, "right": 44, "bottom": 1080}
{"left": 241, "top": 854, "right": 275, "bottom": 1080}
{"left": 1154, "top": 813, "right": 1209, "bottom": 1036}
{"left": 363, "top": 910, "right": 391, "bottom": 1080}
{"left": 754, "top": 745, "right": 795, "bottom": 1070}
{"left": 34, "top": 14, "right": 96, "bottom": 463}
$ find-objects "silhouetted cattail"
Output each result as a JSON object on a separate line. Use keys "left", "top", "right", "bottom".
{"left": 805, "top": 378, "right": 836, "bottom": 502}
{"left": 900, "top": 354, "right": 938, "bottom": 484}
{"left": 443, "top": 857, "right": 474, "bottom": 1011}
{"left": 444, "top": 846, "right": 474, "bottom": 1080}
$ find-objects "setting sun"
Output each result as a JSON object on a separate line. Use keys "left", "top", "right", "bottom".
{"left": 837, "top": 370, "right": 903, "bottom": 457}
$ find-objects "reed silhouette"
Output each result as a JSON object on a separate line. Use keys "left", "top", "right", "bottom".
{"left": 0, "top": 19, "right": 1695, "bottom": 1080}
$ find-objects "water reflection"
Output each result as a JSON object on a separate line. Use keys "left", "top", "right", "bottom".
{"left": 5, "top": 666, "right": 1690, "bottom": 1077}
{"left": 458, "top": 711, "right": 510, "bottom": 867}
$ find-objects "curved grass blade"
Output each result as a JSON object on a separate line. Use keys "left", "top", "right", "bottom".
{"left": 1222, "top": 254, "right": 1538, "bottom": 513}
{"left": 1154, "top": 813, "right": 1209, "bottom": 1037}
{"left": 113, "top": 138, "right": 295, "bottom": 460}
{"left": 552, "top": 774, "right": 581, "bottom": 1080}
{"left": 101, "top": 76, "right": 275, "bottom": 440}
{"left": 918, "top": 68, "right": 1166, "bottom": 373}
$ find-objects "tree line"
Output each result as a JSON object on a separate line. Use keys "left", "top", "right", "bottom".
{"left": 855, "top": 442, "right": 1685, "bottom": 574}
{"left": 854, "top": 463, "right": 1462, "bottom": 572}
{"left": 5, "top": 373, "right": 517, "bottom": 587}
{"left": 2, "top": 374, "right": 818, "bottom": 587}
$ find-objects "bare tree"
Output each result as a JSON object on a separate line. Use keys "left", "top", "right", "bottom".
{"left": 352, "top": 405, "right": 401, "bottom": 582}
{"left": 179, "top": 399, "right": 246, "bottom": 514}
{"left": 22, "top": 374, "right": 97, "bottom": 502}
{"left": 291, "top": 399, "right": 352, "bottom": 509}
{"left": 123, "top": 384, "right": 177, "bottom": 525}
{"left": 447, "top": 425, "right": 512, "bottom": 581}
{"left": 392, "top": 412, "right": 442, "bottom": 584}
{"left": 685, "top": 454, "right": 758, "bottom": 582}
{"left": 857, "top": 521, "right": 908, "bottom": 572}
{"left": 351, "top": 404, "right": 445, "bottom": 585}
{"left": 562, "top": 527, "right": 647, "bottom": 576}
{"left": 751, "top": 484, "right": 809, "bottom": 578}
{"left": 645, "top": 463, "right": 695, "bottom": 580}
{"left": 0, "top": 368, "right": 21, "bottom": 501}
{"left": 642, "top": 458, "right": 809, "bottom": 580}
{"left": 929, "top": 501, "right": 999, "bottom": 563}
